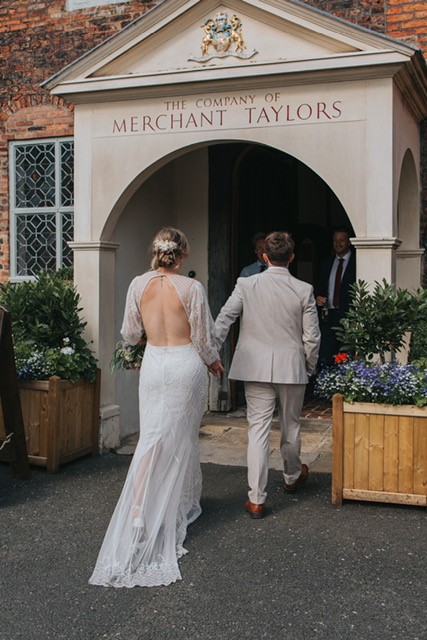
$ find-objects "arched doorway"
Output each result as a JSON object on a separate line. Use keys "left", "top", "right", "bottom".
{"left": 111, "top": 141, "right": 355, "bottom": 427}
{"left": 207, "top": 142, "right": 354, "bottom": 410}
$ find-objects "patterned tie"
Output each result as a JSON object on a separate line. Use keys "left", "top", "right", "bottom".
{"left": 259, "top": 264, "right": 267, "bottom": 273}
{"left": 333, "top": 258, "right": 344, "bottom": 308}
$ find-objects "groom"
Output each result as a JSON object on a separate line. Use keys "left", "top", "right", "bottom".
{"left": 215, "top": 231, "right": 320, "bottom": 519}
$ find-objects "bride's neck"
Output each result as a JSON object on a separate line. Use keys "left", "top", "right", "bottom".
{"left": 156, "top": 266, "right": 180, "bottom": 275}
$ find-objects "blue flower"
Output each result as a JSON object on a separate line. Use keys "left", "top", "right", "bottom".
{"left": 314, "top": 360, "right": 427, "bottom": 407}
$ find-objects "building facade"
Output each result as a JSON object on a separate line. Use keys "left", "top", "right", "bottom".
{"left": 1, "top": 0, "right": 427, "bottom": 444}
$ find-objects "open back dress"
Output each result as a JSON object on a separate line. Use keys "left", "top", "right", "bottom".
{"left": 89, "top": 271, "right": 219, "bottom": 588}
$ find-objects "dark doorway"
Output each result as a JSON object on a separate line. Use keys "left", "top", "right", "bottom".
{"left": 208, "top": 142, "right": 353, "bottom": 410}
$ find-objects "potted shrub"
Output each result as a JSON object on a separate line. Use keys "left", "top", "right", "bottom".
{"left": 0, "top": 270, "right": 100, "bottom": 472}
{"left": 315, "top": 280, "right": 427, "bottom": 506}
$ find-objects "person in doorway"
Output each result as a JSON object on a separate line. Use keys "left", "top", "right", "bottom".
{"left": 215, "top": 231, "right": 320, "bottom": 519}
{"left": 315, "top": 228, "right": 356, "bottom": 367}
{"left": 240, "top": 232, "right": 267, "bottom": 276}
{"left": 89, "top": 227, "right": 223, "bottom": 588}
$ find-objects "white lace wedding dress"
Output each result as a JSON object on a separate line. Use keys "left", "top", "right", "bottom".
{"left": 89, "top": 272, "right": 219, "bottom": 588}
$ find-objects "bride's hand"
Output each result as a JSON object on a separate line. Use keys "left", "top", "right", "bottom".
{"left": 207, "top": 359, "right": 224, "bottom": 379}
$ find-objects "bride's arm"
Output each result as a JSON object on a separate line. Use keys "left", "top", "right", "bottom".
{"left": 120, "top": 278, "right": 145, "bottom": 345}
{"left": 187, "top": 281, "right": 221, "bottom": 367}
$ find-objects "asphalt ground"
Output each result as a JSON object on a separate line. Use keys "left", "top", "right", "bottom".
{"left": 1, "top": 453, "right": 425, "bottom": 640}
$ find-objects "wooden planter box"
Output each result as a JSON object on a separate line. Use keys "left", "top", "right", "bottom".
{"left": 332, "top": 394, "right": 427, "bottom": 507}
{"left": 0, "top": 370, "right": 101, "bottom": 473}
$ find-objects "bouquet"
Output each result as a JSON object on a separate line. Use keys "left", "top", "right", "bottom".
{"left": 110, "top": 334, "right": 147, "bottom": 372}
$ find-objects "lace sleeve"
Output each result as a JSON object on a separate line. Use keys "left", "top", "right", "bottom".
{"left": 120, "top": 277, "right": 145, "bottom": 346}
{"left": 187, "top": 281, "right": 220, "bottom": 366}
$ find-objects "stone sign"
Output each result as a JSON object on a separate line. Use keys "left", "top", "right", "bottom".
{"left": 95, "top": 85, "right": 364, "bottom": 138}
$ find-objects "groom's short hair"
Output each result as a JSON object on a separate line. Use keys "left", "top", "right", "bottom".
{"left": 265, "top": 231, "right": 294, "bottom": 266}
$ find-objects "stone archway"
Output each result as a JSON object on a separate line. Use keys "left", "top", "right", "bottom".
{"left": 207, "top": 141, "right": 355, "bottom": 411}
{"left": 107, "top": 140, "right": 357, "bottom": 429}
{"left": 396, "top": 149, "right": 424, "bottom": 290}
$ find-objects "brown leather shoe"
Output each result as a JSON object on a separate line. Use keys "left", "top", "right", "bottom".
{"left": 244, "top": 500, "right": 265, "bottom": 519}
{"left": 283, "top": 464, "right": 309, "bottom": 493}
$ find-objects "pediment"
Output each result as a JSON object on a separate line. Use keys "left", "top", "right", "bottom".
{"left": 91, "top": 1, "right": 362, "bottom": 78}
{"left": 45, "top": 0, "right": 422, "bottom": 95}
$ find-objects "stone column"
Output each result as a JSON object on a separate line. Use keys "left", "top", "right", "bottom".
{"left": 350, "top": 237, "right": 402, "bottom": 285}
{"left": 69, "top": 240, "right": 121, "bottom": 450}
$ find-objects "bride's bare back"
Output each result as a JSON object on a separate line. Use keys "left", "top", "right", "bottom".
{"left": 140, "top": 275, "right": 191, "bottom": 346}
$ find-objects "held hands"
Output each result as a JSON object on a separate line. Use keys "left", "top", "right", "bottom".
{"left": 207, "top": 359, "right": 224, "bottom": 379}
{"left": 316, "top": 295, "right": 327, "bottom": 307}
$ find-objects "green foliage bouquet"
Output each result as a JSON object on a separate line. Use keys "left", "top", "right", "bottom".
{"left": 0, "top": 270, "right": 97, "bottom": 383}
{"left": 110, "top": 336, "right": 147, "bottom": 372}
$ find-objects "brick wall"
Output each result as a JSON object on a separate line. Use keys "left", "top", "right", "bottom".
{"left": 0, "top": 1, "right": 153, "bottom": 108}
{"left": 301, "top": 0, "right": 387, "bottom": 31}
{"left": 0, "top": 0, "right": 152, "bottom": 279}
{"left": 0, "top": 0, "right": 426, "bottom": 282}
{"left": 386, "top": 0, "right": 427, "bottom": 52}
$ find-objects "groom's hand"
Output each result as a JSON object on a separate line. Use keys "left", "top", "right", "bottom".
{"left": 207, "top": 359, "right": 224, "bottom": 379}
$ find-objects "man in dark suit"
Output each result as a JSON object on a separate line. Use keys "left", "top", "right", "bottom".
{"left": 315, "top": 228, "right": 356, "bottom": 366}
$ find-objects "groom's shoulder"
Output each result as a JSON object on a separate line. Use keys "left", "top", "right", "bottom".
{"left": 235, "top": 274, "right": 260, "bottom": 290}
{"left": 288, "top": 274, "right": 314, "bottom": 295}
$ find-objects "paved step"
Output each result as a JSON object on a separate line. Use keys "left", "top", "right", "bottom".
{"left": 117, "top": 409, "right": 333, "bottom": 473}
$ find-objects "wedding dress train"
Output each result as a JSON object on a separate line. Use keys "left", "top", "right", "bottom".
{"left": 89, "top": 272, "right": 218, "bottom": 588}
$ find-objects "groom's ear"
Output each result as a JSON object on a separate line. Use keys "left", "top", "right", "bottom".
{"left": 288, "top": 253, "right": 295, "bottom": 265}
{"left": 262, "top": 252, "right": 269, "bottom": 264}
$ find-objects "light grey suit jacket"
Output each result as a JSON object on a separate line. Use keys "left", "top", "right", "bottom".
{"left": 215, "top": 267, "right": 320, "bottom": 384}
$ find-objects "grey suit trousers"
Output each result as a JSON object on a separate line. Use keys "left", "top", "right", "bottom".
{"left": 245, "top": 381, "right": 306, "bottom": 504}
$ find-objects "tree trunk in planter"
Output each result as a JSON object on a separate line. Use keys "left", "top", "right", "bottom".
{"left": 332, "top": 394, "right": 426, "bottom": 507}
{"left": 0, "top": 369, "right": 101, "bottom": 473}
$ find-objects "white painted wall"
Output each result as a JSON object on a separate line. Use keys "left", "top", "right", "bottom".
{"left": 112, "top": 149, "right": 209, "bottom": 437}
{"left": 393, "top": 85, "right": 424, "bottom": 290}
{"left": 113, "top": 163, "right": 176, "bottom": 437}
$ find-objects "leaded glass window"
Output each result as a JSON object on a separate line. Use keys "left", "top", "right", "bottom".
{"left": 10, "top": 139, "right": 74, "bottom": 279}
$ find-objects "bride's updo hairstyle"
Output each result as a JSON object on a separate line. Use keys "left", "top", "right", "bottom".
{"left": 150, "top": 227, "right": 190, "bottom": 270}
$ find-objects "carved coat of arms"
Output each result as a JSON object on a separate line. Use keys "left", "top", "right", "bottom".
{"left": 188, "top": 13, "right": 257, "bottom": 62}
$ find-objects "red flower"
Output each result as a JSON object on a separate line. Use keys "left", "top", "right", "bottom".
{"left": 333, "top": 352, "right": 349, "bottom": 364}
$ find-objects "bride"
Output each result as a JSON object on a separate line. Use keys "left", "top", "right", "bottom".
{"left": 89, "top": 227, "right": 223, "bottom": 588}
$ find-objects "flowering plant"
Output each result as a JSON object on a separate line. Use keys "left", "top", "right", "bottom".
{"left": 110, "top": 336, "right": 147, "bottom": 372}
{"left": 14, "top": 337, "right": 97, "bottom": 383}
{"left": 314, "top": 355, "right": 427, "bottom": 407}
{"left": 0, "top": 270, "right": 97, "bottom": 383}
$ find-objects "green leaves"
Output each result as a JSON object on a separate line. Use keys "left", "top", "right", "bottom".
{"left": 0, "top": 270, "right": 97, "bottom": 382}
{"left": 334, "top": 279, "right": 427, "bottom": 362}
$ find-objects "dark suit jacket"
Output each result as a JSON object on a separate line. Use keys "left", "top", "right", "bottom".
{"left": 315, "top": 251, "right": 356, "bottom": 315}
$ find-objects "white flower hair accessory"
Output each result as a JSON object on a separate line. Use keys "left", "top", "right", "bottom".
{"left": 154, "top": 239, "right": 178, "bottom": 252}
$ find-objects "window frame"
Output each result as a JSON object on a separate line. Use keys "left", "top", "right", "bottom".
{"left": 9, "top": 137, "right": 74, "bottom": 281}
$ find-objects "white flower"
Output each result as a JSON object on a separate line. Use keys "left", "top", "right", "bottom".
{"left": 154, "top": 239, "right": 178, "bottom": 252}
{"left": 63, "top": 337, "right": 70, "bottom": 345}
{"left": 60, "top": 346, "right": 75, "bottom": 356}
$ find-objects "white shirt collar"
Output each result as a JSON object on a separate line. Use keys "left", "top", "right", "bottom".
{"left": 266, "top": 266, "right": 290, "bottom": 273}
{"left": 335, "top": 250, "right": 351, "bottom": 263}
